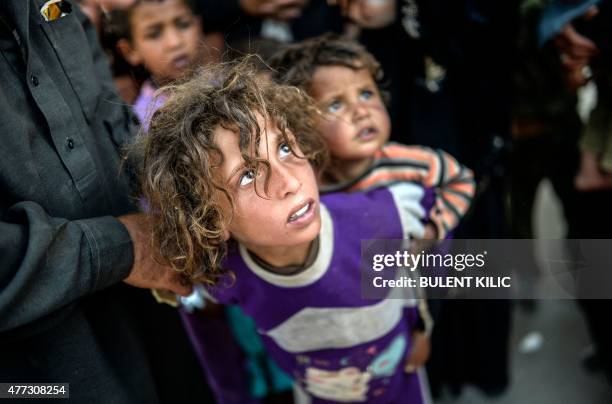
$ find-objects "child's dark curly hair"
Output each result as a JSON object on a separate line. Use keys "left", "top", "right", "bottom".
{"left": 133, "top": 58, "right": 327, "bottom": 284}
{"left": 269, "top": 33, "right": 384, "bottom": 93}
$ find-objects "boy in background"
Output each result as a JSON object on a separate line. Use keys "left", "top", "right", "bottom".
{"left": 107, "top": 0, "right": 205, "bottom": 124}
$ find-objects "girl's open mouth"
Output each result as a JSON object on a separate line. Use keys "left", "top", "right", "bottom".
{"left": 288, "top": 199, "right": 315, "bottom": 224}
{"left": 356, "top": 127, "right": 377, "bottom": 141}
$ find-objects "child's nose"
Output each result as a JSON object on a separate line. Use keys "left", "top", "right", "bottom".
{"left": 165, "top": 28, "right": 183, "bottom": 49}
{"left": 273, "top": 165, "right": 301, "bottom": 198}
{"left": 352, "top": 103, "right": 370, "bottom": 122}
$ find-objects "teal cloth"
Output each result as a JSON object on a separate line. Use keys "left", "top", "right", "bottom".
{"left": 225, "top": 305, "right": 293, "bottom": 398}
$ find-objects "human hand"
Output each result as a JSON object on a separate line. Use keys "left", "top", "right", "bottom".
{"left": 422, "top": 223, "right": 437, "bottom": 240}
{"left": 553, "top": 5, "right": 599, "bottom": 89}
{"left": 555, "top": 22, "right": 598, "bottom": 69}
{"left": 404, "top": 331, "right": 431, "bottom": 373}
{"left": 564, "top": 65, "right": 593, "bottom": 91}
{"left": 119, "top": 213, "right": 193, "bottom": 296}
{"left": 240, "top": 0, "right": 310, "bottom": 20}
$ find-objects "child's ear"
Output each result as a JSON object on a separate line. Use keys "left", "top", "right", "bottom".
{"left": 221, "top": 227, "right": 230, "bottom": 242}
{"left": 117, "top": 38, "right": 143, "bottom": 67}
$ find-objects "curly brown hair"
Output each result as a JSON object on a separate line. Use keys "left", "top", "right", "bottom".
{"left": 269, "top": 33, "right": 384, "bottom": 93}
{"left": 132, "top": 58, "right": 327, "bottom": 284}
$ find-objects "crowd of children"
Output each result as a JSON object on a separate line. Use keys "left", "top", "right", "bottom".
{"left": 73, "top": 0, "right": 612, "bottom": 402}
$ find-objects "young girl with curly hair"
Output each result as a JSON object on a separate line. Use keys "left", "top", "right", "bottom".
{"left": 135, "top": 59, "right": 432, "bottom": 403}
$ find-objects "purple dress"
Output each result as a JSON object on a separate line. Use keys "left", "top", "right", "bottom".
{"left": 183, "top": 187, "right": 432, "bottom": 403}
{"left": 133, "top": 80, "right": 165, "bottom": 131}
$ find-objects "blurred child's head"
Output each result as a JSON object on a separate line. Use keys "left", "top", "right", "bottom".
{"left": 136, "top": 59, "right": 327, "bottom": 283}
{"left": 110, "top": 0, "right": 204, "bottom": 85}
{"left": 270, "top": 35, "right": 390, "bottom": 173}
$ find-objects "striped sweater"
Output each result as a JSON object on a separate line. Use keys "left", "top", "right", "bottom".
{"left": 320, "top": 142, "right": 476, "bottom": 239}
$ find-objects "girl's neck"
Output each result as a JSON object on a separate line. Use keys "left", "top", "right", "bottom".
{"left": 246, "top": 240, "right": 314, "bottom": 273}
{"left": 323, "top": 157, "right": 374, "bottom": 186}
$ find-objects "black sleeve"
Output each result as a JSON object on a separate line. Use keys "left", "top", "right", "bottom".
{"left": 0, "top": 6, "right": 135, "bottom": 333}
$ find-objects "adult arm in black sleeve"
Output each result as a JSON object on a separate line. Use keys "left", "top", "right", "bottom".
{"left": 0, "top": 6, "right": 134, "bottom": 332}
{"left": 0, "top": 205, "right": 134, "bottom": 332}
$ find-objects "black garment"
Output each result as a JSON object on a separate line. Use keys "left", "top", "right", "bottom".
{"left": 509, "top": 0, "right": 583, "bottom": 297}
{"left": 428, "top": 1, "right": 517, "bottom": 395}
{"left": 360, "top": 0, "right": 517, "bottom": 397}
{"left": 0, "top": 1, "right": 211, "bottom": 402}
{"left": 574, "top": 189, "right": 612, "bottom": 385}
{"left": 539, "top": 0, "right": 612, "bottom": 384}
{"left": 194, "top": 0, "right": 343, "bottom": 42}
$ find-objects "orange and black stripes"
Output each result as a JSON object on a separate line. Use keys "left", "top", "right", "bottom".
{"left": 324, "top": 142, "right": 476, "bottom": 239}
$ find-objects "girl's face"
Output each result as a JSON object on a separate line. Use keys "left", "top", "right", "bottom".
{"left": 214, "top": 119, "right": 321, "bottom": 265}
{"left": 122, "top": 0, "right": 203, "bottom": 84}
{"left": 309, "top": 65, "right": 390, "bottom": 163}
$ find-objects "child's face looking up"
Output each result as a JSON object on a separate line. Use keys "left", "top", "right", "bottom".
{"left": 214, "top": 120, "right": 321, "bottom": 266}
{"left": 124, "top": 0, "right": 203, "bottom": 84}
{"left": 309, "top": 65, "right": 390, "bottom": 163}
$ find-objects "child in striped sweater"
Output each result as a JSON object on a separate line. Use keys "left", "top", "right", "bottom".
{"left": 270, "top": 34, "right": 475, "bottom": 241}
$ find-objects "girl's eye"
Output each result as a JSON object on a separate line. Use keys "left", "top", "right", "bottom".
{"left": 360, "top": 89, "right": 374, "bottom": 101}
{"left": 145, "top": 29, "right": 162, "bottom": 40}
{"left": 327, "top": 100, "right": 342, "bottom": 113}
{"left": 239, "top": 169, "right": 256, "bottom": 186}
{"left": 279, "top": 142, "right": 292, "bottom": 158}
{"left": 176, "top": 17, "right": 193, "bottom": 30}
